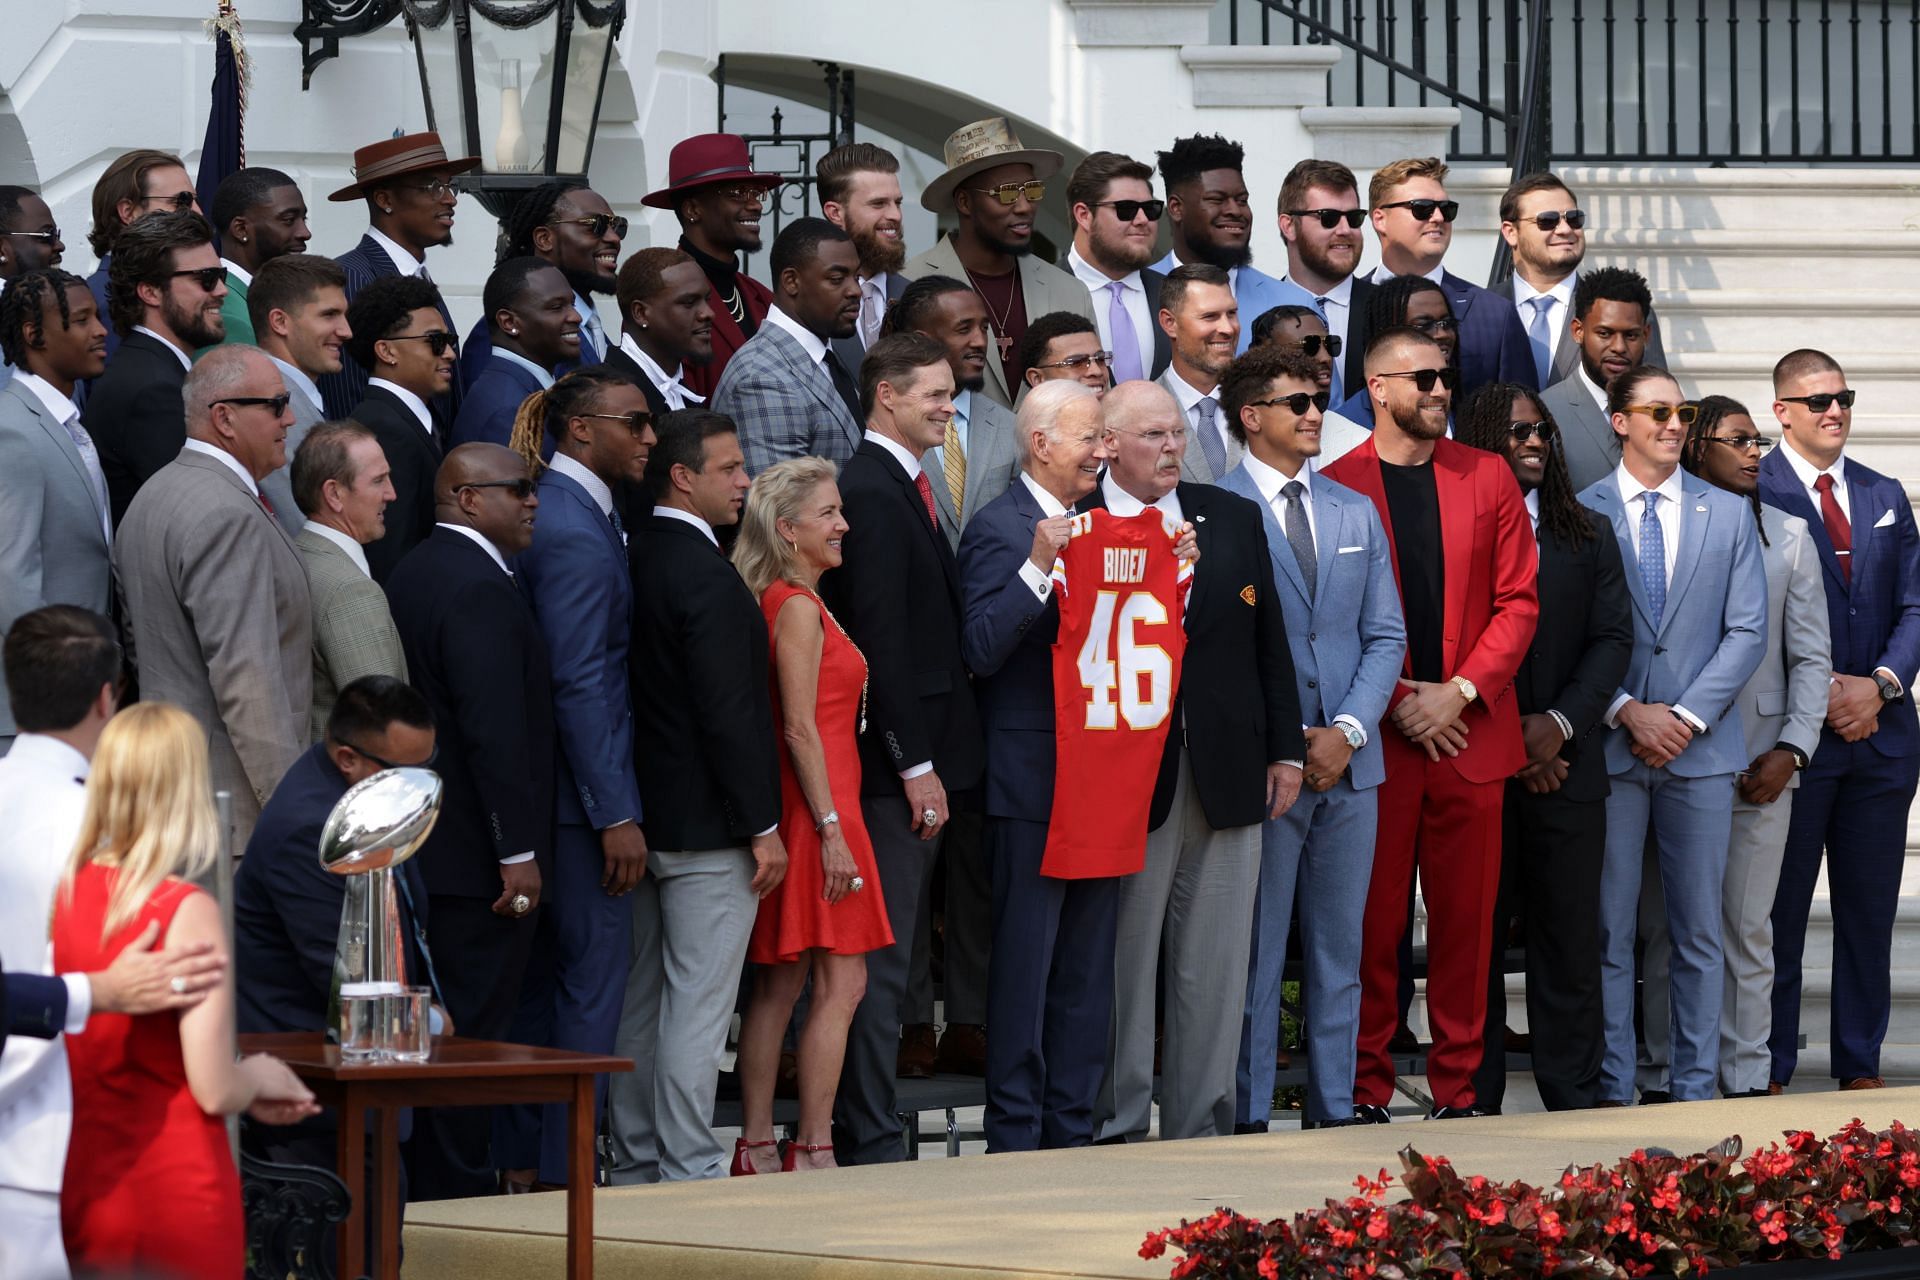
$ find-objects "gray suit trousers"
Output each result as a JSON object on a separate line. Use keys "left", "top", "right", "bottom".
{"left": 1098, "top": 748, "right": 1261, "bottom": 1142}
{"left": 606, "top": 845, "right": 755, "bottom": 1184}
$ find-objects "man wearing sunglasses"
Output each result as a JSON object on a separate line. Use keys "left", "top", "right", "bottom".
{"left": 81, "top": 149, "right": 198, "bottom": 372}
{"left": 0, "top": 188, "right": 65, "bottom": 389}
{"left": 1217, "top": 346, "right": 1405, "bottom": 1131}
{"left": 1499, "top": 172, "right": 1665, "bottom": 390}
{"left": 84, "top": 210, "right": 225, "bottom": 522}
{"left": 1018, "top": 312, "right": 1112, "bottom": 400}
{"left": 1539, "top": 267, "right": 1658, "bottom": 493}
{"left": 201, "top": 167, "right": 312, "bottom": 351}
{"left": 115, "top": 344, "right": 312, "bottom": 851}
{"left": 1275, "top": 158, "right": 1370, "bottom": 401}
{"left": 905, "top": 116, "right": 1095, "bottom": 410}
{"left": 1322, "top": 326, "right": 1539, "bottom": 1121}
{"left": 1065, "top": 152, "right": 1171, "bottom": 385}
{"left": 1760, "top": 349, "right": 1920, "bottom": 1095}
{"left": 1250, "top": 304, "right": 1370, "bottom": 468}
{"left": 1353, "top": 157, "right": 1537, "bottom": 402}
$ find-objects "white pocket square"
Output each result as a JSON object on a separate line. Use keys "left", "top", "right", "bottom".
{"left": 1338, "top": 545, "right": 1365, "bottom": 554}
{"left": 1875, "top": 509, "right": 1896, "bottom": 528}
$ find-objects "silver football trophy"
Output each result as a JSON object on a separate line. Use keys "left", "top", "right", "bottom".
{"left": 319, "top": 767, "right": 442, "bottom": 1040}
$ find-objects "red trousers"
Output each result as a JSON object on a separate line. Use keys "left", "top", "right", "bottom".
{"left": 1355, "top": 731, "right": 1505, "bottom": 1110}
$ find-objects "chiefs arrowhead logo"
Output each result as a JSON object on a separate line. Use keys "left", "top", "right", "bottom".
{"left": 1240, "top": 585, "right": 1257, "bottom": 606}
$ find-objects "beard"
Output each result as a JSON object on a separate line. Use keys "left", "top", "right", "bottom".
{"left": 164, "top": 289, "right": 223, "bottom": 348}
{"left": 1297, "top": 235, "right": 1359, "bottom": 283}
{"left": 1185, "top": 234, "right": 1253, "bottom": 271}
{"left": 974, "top": 224, "right": 1033, "bottom": 260}
{"left": 852, "top": 224, "right": 907, "bottom": 276}
{"left": 959, "top": 370, "right": 985, "bottom": 392}
{"left": 1389, "top": 396, "right": 1449, "bottom": 440}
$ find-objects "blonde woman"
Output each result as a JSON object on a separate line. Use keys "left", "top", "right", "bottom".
{"left": 52, "top": 702, "right": 318, "bottom": 1278}
{"left": 730, "top": 458, "right": 892, "bottom": 1173}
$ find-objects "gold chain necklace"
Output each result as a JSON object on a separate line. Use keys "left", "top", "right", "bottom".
{"left": 801, "top": 584, "right": 868, "bottom": 735}
{"left": 963, "top": 263, "right": 1019, "bottom": 362}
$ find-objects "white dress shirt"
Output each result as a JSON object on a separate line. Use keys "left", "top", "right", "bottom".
{"left": 1013, "top": 470, "right": 1070, "bottom": 602}
{"left": 653, "top": 502, "right": 718, "bottom": 547}
{"left": 12, "top": 371, "right": 110, "bottom": 540}
{"left": 618, "top": 333, "right": 703, "bottom": 412}
{"left": 182, "top": 437, "right": 261, "bottom": 497}
{"left": 220, "top": 258, "right": 255, "bottom": 288}
{"left": 1285, "top": 272, "right": 1356, "bottom": 350}
{"left": 132, "top": 325, "right": 192, "bottom": 371}
{"left": 766, "top": 303, "right": 830, "bottom": 367}
{"left": 1067, "top": 246, "right": 1154, "bottom": 372}
{"left": 365, "top": 226, "right": 427, "bottom": 277}
{"left": 1372, "top": 262, "right": 1446, "bottom": 286}
{"left": 1524, "top": 487, "right": 1541, "bottom": 533}
{"left": 1606, "top": 462, "right": 1704, "bottom": 732}
{"left": 268, "top": 355, "right": 324, "bottom": 418}
{"left": 1100, "top": 472, "right": 1183, "bottom": 525}
{"left": 304, "top": 518, "right": 372, "bottom": 577}
{"left": 1512, "top": 273, "right": 1575, "bottom": 354}
{"left": 1778, "top": 438, "right": 1851, "bottom": 527}
{"left": 368, "top": 377, "right": 435, "bottom": 436}
{"left": 1578, "top": 363, "right": 1609, "bottom": 414}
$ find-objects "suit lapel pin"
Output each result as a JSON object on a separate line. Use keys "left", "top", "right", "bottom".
{"left": 1696, "top": 505, "right": 1707, "bottom": 512}
{"left": 1239, "top": 585, "right": 1257, "bottom": 606}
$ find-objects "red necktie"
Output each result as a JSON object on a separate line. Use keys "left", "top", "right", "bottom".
{"left": 913, "top": 471, "right": 940, "bottom": 531}
{"left": 258, "top": 491, "right": 277, "bottom": 519}
{"left": 1815, "top": 473, "right": 1851, "bottom": 584}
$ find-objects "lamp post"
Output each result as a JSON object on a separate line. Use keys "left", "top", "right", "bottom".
{"left": 297, "top": 0, "right": 627, "bottom": 216}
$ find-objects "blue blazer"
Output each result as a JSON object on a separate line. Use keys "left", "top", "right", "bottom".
{"left": 3, "top": 970, "right": 67, "bottom": 1046}
{"left": 517, "top": 466, "right": 642, "bottom": 829}
{"left": 1218, "top": 462, "right": 1406, "bottom": 790}
{"left": 957, "top": 478, "right": 1064, "bottom": 824}
{"left": 1440, "top": 268, "right": 1540, "bottom": 395}
{"left": 460, "top": 312, "right": 600, "bottom": 392}
{"left": 1578, "top": 471, "right": 1769, "bottom": 777}
{"left": 1758, "top": 447, "right": 1920, "bottom": 758}
{"left": 450, "top": 352, "right": 548, "bottom": 449}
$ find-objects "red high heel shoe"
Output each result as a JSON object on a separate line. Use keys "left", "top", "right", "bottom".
{"left": 729, "top": 1138, "right": 778, "bottom": 1176}
{"left": 780, "top": 1141, "right": 834, "bottom": 1172}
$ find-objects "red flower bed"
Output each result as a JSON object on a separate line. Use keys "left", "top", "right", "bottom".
{"left": 1141, "top": 1120, "right": 1920, "bottom": 1277}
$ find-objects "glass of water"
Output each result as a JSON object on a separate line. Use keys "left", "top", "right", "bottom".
{"left": 390, "top": 988, "right": 433, "bottom": 1063}
{"left": 339, "top": 984, "right": 389, "bottom": 1062}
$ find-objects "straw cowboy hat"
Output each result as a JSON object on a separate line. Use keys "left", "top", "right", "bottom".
{"left": 328, "top": 131, "right": 479, "bottom": 202}
{"left": 919, "top": 116, "right": 1064, "bottom": 213}
{"left": 641, "top": 134, "right": 782, "bottom": 210}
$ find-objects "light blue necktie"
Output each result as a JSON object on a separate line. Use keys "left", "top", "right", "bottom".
{"left": 1526, "top": 295, "right": 1556, "bottom": 387}
{"left": 1638, "top": 490, "right": 1666, "bottom": 629}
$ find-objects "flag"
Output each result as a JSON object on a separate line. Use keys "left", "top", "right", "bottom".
{"left": 194, "top": 1, "right": 248, "bottom": 226}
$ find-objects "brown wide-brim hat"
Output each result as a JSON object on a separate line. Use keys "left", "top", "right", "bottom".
{"left": 641, "top": 133, "right": 782, "bottom": 210}
{"left": 328, "top": 131, "right": 481, "bottom": 202}
{"left": 920, "top": 116, "right": 1063, "bottom": 213}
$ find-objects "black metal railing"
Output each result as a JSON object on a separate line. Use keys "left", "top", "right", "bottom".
{"left": 1229, "top": 0, "right": 1920, "bottom": 165}
{"left": 714, "top": 56, "right": 856, "bottom": 248}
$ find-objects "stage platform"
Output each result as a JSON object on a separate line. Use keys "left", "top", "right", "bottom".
{"left": 404, "top": 1086, "right": 1920, "bottom": 1278}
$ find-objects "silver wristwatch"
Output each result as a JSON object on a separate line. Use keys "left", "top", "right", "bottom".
{"left": 1339, "top": 722, "right": 1366, "bottom": 751}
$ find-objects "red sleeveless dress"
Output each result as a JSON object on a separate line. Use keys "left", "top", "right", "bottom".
{"left": 52, "top": 866, "right": 243, "bottom": 1279}
{"left": 749, "top": 581, "right": 893, "bottom": 962}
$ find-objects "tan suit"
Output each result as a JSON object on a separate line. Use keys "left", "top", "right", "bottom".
{"left": 903, "top": 234, "right": 1097, "bottom": 410}
{"left": 296, "top": 527, "right": 407, "bottom": 743}
{"left": 115, "top": 448, "right": 312, "bottom": 847}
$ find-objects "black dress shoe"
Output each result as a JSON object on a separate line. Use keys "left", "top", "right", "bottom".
{"left": 1639, "top": 1090, "right": 1674, "bottom": 1105}
{"left": 1093, "top": 1133, "right": 1130, "bottom": 1145}
{"left": 1427, "top": 1105, "right": 1486, "bottom": 1120}
{"left": 1726, "top": 1087, "right": 1774, "bottom": 1099}
{"left": 1232, "top": 1120, "right": 1270, "bottom": 1135}
{"left": 1304, "top": 1115, "right": 1364, "bottom": 1130}
{"left": 1352, "top": 1103, "right": 1393, "bottom": 1125}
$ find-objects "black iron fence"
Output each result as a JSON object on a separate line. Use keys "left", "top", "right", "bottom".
{"left": 1228, "top": 0, "right": 1920, "bottom": 165}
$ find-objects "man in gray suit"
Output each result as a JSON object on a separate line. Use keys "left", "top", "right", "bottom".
{"left": 1154, "top": 264, "right": 1242, "bottom": 485}
{"left": 251, "top": 254, "right": 351, "bottom": 534}
{"left": 289, "top": 420, "right": 406, "bottom": 743}
{"left": 711, "top": 217, "right": 864, "bottom": 474}
{"left": 116, "top": 345, "right": 313, "bottom": 847}
{"left": 1638, "top": 396, "right": 1830, "bottom": 1099}
{"left": 0, "top": 269, "right": 113, "bottom": 752}
{"left": 819, "top": 142, "right": 911, "bottom": 377}
{"left": 1539, "top": 267, "right": 1656, "bottom": 493}
{"left": 1577, "top": 366, "right": 1767, "bottom": 1105}
{"left": 1218, "top": 347, "right": 1405, "bottom": 1129}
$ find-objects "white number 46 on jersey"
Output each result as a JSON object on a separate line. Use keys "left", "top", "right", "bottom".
{"left": 1077, "top": 590, "right": 1173, "bottom": 730}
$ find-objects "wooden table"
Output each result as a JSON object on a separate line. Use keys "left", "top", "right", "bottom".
{"left": 239, "top": 1033, "right": 630, "bottom": 1280}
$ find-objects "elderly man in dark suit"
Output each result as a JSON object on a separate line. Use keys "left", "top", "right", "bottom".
{"left": 114, "top": 344, "right": 312, "bottom": 849}
{"left": 387, "top": 443, "right": 556, "bottom": 1199}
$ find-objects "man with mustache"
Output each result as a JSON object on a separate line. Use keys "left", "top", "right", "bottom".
{"left": 644, "top": 135, "right": 781, "bottom": 401}
{"left": 819, "top": 143, "right": 911, "bottom": 377}
{"left": 249, "top": 253, "right": 351, "bottom": 533}
{"left": 202, "top": 167, "right": 312, "bottom": 349}
{"left": 1067, "top": 152, "right": 1171, "bottom": 385}
{"left": 1539, "top": 267, "right": 1656, "bottom": 492}
{"left": 905, "top": 117, "right": 1095, "bottom": 410}
{"left": 460, "top": 179, "right": 623, "bottom": 387}
{"left": 1278, "top": 159, "right": 1368, "bottom": 402}
{"left": 84, "top": 210, "right": 225, "bottom": 522}
{"left": 0, "top": 187, "right": 65, "bottom": 389}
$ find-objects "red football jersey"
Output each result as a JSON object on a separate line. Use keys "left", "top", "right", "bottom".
{"left": 1042, "top": 508, "right": 1194, "bottom": 879}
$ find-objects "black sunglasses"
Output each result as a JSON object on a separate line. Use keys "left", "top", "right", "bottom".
{"left": 389, "top": 330, "right": 459, "bottom": 356}
{"left": 1509, "top": 420, "right": 1558, "bottom": 443}
{"left": 1408, "top": 315, "right": 1458, "bottom": 335}
{"left": 457, "top": 478, "right": 538, "bottom": 499}
{"left": 1779, "top": 389, "right": 1857, "bottom": 413}
{"left": 170, "top": 266, "right": 227, "bottom": 293}
{"left": 550, "top": 213, "right": 630, "bottom": 240}
{"left": 1525, "top": 208, "right": 1587, "bottom": 232}
{"left": 578, "top": 410, "right": 654, "bottom": 434}
{"left": 344, "top": 740, "right": 439, "bottom": 771}
{"left": 210, "top": 394, "right": 293, "bottom": 416}
{"left": 1379, "top": 367, "right": 1458, "bottom": 392}
{"left": 1092, "top": 199, "right": 1164, "bottom": 223}
{"left": 1379, "top": 198, "right": 1460, "bottom": 223}
{"left": 1250, "top": 390, "right": 1332, "bottom": 416}
{"left": 1291, "top": 334, "right": 1342, "bottom": 358}
{"left": 1708, "top": 433, "right": 1775, "bottom": 453}
{"left": 143, "top": 191, "right": 198, "bottom": 212}
{"left": 1288, "top": 207, "right": 1366, "bottom": 229}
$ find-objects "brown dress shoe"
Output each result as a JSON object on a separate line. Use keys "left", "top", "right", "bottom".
{"left": 897, "top": 1023, "right": 937, "bottom": 1079}
{"left": 934, "top": 1022, "right": 987, "bottom": 1075}
{"left": 1841, "top": 1076, "right": 1887, "bottom": 1090}
{"left": 1768, "top": 1081, "right": 1784, "bottom": 1096}
{"left": 1275, "top": 1047, "right": 1293, "bottom": 1071}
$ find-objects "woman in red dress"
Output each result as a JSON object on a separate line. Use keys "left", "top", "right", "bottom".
{"left": 52, "top": 702, "right": 319, "bottom": 1278}
{"left": 731, "top": 457, "right": 894, "bottom": 1173}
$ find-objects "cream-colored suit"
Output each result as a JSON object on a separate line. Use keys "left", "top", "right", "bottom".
{"left": 903, "top": 235, "right": 1097, "bottom": 410}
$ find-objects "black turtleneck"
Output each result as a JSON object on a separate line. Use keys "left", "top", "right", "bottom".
{"left": 680, "top": 236, "right": 757, "bottom": 338}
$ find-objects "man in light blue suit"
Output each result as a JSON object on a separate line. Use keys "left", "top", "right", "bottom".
{"left": 1217, "top": 347, "right": 1404, "bottom": 1129}
{"left": 496, "top": 366, "right": 652, "bottom": 1188}
{"left": 1577, "top": 365, "right": 1768, "bottom": 1104}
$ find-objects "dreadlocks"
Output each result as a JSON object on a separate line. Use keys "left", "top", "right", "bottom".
{"left": 494, "top": 179, "right": 586, "bottom": 266}
{"left": 1455, "top": 380, "right": 1597, "bottom": 549}
{"left": 1681, "top": 394, "right": 1770, "bottom": 548}
{"left": 1366, "top": 273, "right": 1451, "bottom": 339}
{"left": 507, "top": 365, "right": 635, "bottom": 477}
{"left": 0, "top": 267, "right": 86, "bottom": 368}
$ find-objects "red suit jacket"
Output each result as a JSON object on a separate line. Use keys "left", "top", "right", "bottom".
{"left": 682, "top": 271, "right": 775, "bottom": 401}
{"left": 1323, "top": 436, "right": 1540, "bottom": 784}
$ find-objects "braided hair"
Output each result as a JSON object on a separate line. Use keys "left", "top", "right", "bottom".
{"left": 1455, "top": 380, "right": 1597, "bottom": 548}
{"left": 507, "top": 365, "right": 635, "bottom": 477}
{"left": 1366, "top": 274, "right": 1451, "bottom": 339}
{"left": 494, "top": 179, "right": 586, "bottom": 266}
{"left": 0, "top": 267, "right": 87, "bottom": 368}
{"left": 1681, "top": 393, "right": 1770, "bottom": 547}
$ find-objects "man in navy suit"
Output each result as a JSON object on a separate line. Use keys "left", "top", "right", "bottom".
{"left": 459, "top": 180, "right": 621, "bottom": 387}
{"left": 1762, "top": 348, "right": 1920, "bottom": 1092}
{"left": 958, "top": 380, "right": 1114, "bottom": 1150}
{"left": 451, "top": 258, "right": 582, "bottom": 449}
{"left": 1218, "top": 347, "right": 1405, "bottom": 1130}
{"left": 346, "top": 276, "right": 456, "bottom": 582}
{"left": 496, "top": 368, "right": 653, "bottom": 1190}
{"left": 1351, "top": 157, "right": 1536, "bottom": 402}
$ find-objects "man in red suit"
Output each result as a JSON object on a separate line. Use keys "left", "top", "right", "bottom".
{"left": 1323, "top": 326, "right": 1538, "bottom": 1119}
{"left": 641, "top": 134, "right": 781, "bottom": 400}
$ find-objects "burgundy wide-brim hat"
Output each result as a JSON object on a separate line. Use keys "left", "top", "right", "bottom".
{"left": 641, "top": 133, "right": 782, "bottom": 210}
{"left": 328, "top": 131, "right": 480, "bottom": 202}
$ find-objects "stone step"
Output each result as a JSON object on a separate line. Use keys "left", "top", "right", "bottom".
{"left": 1584, "top": 228, "right": 1920, "bottom": 292}
{"left": 1652, "top": 289, "right": 1915, "bottom": 358}
{"left": 1447, "top": 166, "right": 1920, "bottom": 231}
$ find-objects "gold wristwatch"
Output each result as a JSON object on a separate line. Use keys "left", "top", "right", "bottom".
{"left": 1450, "top": 675, "right": 1478, "bottom": 704}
